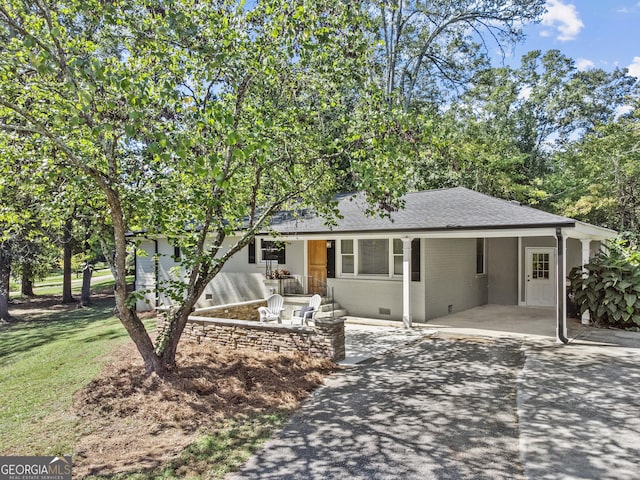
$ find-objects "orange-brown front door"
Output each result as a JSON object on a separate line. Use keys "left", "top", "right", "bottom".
{"left": 307, "top": 240, "right": 327, "bottom": 295}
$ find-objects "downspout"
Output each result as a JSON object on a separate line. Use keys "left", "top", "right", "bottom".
{"left": 154, "top": 239, "right": 159, "bottom": 309}
{"left": 556, "top": 227, "right": 569, "bottom": 344}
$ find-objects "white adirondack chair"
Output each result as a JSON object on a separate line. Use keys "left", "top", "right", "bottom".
{"left": 258, "top": 294, "right": 285, "bottom": 323}
{"left": 291, "top": 294, "right": 322, "bottom": 326}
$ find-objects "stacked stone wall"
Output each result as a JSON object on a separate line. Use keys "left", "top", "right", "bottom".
{"left": 157, "top": 312, "right": 345, "bottom": 361}
{"left": 192, "top": 299, "right": 266, "bottom": 321}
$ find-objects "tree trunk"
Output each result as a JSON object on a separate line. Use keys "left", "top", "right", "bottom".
{"left": 21, "top": 262, "right": 35, "bottom": 297}
{"left": 158, "top": 299, "right": 198, "bottom": 369}
{"left": 0, "top": 249, "right": 12, "bottom": 322}
{"left": 106, "top": 187, "right": 165, "bottom": 375}
{"left": 81, "top": 263, "right": 92, "bottom": 306}
{"left": 62, "top": 216, "right": 74, "bottom": 303}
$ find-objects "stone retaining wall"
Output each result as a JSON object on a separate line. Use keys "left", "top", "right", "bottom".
{"left": 157, "top": 313, "right": 345, "bottom": 361}
{"left": 191, "top": 299, "right": 267, "bottom": 321}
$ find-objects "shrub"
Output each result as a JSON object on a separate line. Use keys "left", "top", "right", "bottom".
{"left": 568, "top": 241, "right": 640, "bottom": 329}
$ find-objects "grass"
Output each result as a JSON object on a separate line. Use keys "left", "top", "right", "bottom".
{"left": 9, "top": 270, "right": 132, "bottom": 298}
{"left": 87, "top": 413, "right": 290, "bottom": 480}
{"left": 2, "top": 270, "right": 297, "bottom": 478}
{"left": 31, "top": 268, "right": 112, "bottom": 288}
{"left": 0, "top": 300, "right": 296, "bottom": 480}
{"left": 0, "top": 301, "right": 135, "bottom": 456}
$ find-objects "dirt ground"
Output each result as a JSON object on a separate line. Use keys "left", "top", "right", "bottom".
{"left": 10, "top": 294, "right": 338, "bottom": 478}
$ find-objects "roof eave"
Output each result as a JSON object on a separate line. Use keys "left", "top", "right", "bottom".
{"left": 271, "top": 221, "right": 576, "bottom": 236}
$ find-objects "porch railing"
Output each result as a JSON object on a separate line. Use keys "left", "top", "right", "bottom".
{"left": 269, "top": 274, "right": 328, "bottom": 296}
{"left": 267, "top": 275, "right": 336, "bottom": 319}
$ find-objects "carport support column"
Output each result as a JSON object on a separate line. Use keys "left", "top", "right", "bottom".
{"left": 402, "top": 237, "right": 413, "bottom": 329}
{"left": 580, "top": 239, "right": 591, "bottom": 325}
{"left": 556, "top": 228, "right": 568, "bottom": 344}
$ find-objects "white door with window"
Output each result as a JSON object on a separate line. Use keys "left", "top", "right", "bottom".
{"left": 525, "top": 247, "right": 556, "bottom": 307}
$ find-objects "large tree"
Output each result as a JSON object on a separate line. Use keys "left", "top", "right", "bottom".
{"left": 407, "top": 50, "right": 639, "bottom": 203}
{"left": 548, "top": 100, "right": 640, "bottom": 234}
{"left": 0, "top": 134, "right": 58, "bottom": 320}
{"left": 0, "top": 0, "right": 409, "bottom": 373}
{"left": 370, "top": 0, "right": 545, "bottom": 110}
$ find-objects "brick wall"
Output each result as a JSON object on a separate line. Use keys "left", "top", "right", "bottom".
{"left": 157, "top": 313, "right": 345, "bottom": 362}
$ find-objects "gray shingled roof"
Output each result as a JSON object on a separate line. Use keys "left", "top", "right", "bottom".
{"left": 269, "top": 187, "right": 575, "bottom": 234}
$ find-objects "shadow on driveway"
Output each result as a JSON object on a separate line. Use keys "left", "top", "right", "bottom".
{"left": 232, "top": 336, "right": 526, "bottom": 480}
{"left": 518, "top": 341, "right": 640, "bottom": 480}
{"left": 231, "top": 321, "right": 640, "bottom": 480}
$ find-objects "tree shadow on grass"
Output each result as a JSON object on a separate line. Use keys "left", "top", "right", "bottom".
{"left": 0, "top": 296, "right": 119, "bottom": 367}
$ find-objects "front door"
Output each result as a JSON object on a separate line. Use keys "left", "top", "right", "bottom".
{"left": 525, "top": 247, "right": 556, "bottom": 307}
{"left": 307, "top": 240, "right": 327, "bottom": 295}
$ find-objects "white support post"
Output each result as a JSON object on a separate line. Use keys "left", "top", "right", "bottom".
{"left": 563, "top": 235, "right": 568, "bottom": 340}
{"left": 580, "top": 239, "right": 591, "bottom": 325}
{"left": 402, "top": 237, "right": 413, "bottom": 329}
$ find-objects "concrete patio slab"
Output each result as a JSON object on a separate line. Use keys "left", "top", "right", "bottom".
{"left": 423, "top": 304, "right": 563, "bottom": 339}
{"left": 365, "top": 304, "right": 592, "bottom": 343}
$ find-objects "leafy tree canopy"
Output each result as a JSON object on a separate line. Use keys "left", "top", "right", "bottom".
{"left": 0, "top": 0, "right": 411, "bottom": 372}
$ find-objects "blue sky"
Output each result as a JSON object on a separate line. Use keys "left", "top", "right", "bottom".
{"left": 500, "top": 0, "right": 640, "bottom": 78}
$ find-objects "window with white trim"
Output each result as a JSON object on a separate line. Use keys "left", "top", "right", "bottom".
{"left": 338, "top": 238, "right": 411, "bottom": 278}
{"left": 393, "top": 239, "right": 403, "bottom": 275}
{"left": 340, "top": 240, "right": 354, "bottom": 274}
{"left": 260, "top": 239, "right": 285, "bottom": 264}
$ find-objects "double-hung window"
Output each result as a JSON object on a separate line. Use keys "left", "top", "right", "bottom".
{"left": 248, "top": 239, "right": 286, "bottom": 264}
{"left": 392, "top": 239, "right": 403, "bottom": 275}
{"left": 358, "top": 239, "right": 389, "bottom": 275}
{"left": 338, "top": 238, "right": 414, "bottom": 278}
{"left": 340, "top": 240, "right": 354, "bottom": 274}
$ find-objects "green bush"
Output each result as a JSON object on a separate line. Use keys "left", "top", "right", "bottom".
{"left": 569, "top": 241, "right": 640, "bottom": 329}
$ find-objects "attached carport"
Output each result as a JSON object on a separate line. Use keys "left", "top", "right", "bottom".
{"left": 423, "top": 304, "right": 588, "bottom": 341}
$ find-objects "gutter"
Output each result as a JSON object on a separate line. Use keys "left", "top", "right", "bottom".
{"left": 270, "top": 222, "right": 577, "bottom": 237}
{"left": 556, "top": 227, "right": 569, "bottom": 344}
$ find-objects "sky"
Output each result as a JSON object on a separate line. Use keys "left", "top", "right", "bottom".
{"left": 500, "top": 0, "right": 640, "bottom": 78}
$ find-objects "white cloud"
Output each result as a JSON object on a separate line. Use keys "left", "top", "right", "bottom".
{"left": 617, "top": 2, "right": 640, "bottom": 13}
{"left": 628, "top": 56, "right": 640, "bottom": 78}
{"left": 576, "top": 58, "right": 595, "bottom": 71}
{"left": 518, "top": 86, "right": 533, "bottom": 100}
{"left": 615, "top": 105, "right": 634, "bottom": 119}
{"left": 542, "top": 0, "right": 584, "bottom": 41}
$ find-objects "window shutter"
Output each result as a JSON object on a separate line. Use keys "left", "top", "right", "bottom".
{"left": 411, "top": 238, "right": 420, "bottom": 282}
{"left": 327, "top": 240, "right": 336, "bottom": 278}
{"left": 248, "top": 239, "right": 256, "bottom": 264}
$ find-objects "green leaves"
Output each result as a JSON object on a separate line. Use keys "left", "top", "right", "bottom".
{"left": 569, "top": 241, "right": 640, "bottom": 329}
{"left": 0, "top": 0, "right": 415, "bottom": 370}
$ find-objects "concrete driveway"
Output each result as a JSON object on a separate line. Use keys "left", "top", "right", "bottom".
{"left": 231, "top": 316, "right": 640, "bottom": 480}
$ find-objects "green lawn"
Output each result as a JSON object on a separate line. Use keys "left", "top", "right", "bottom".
{"left": 9, "top": 269, "right": 132, "bottom": 298}
{"left": 1, "top": 278, "right": 286, "bottom": 478}
{"left": 0, "top": 300, "right": 135, "bottom": 455}
{"left": 30, "top": 268, "right": 112, "bottom": 288}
